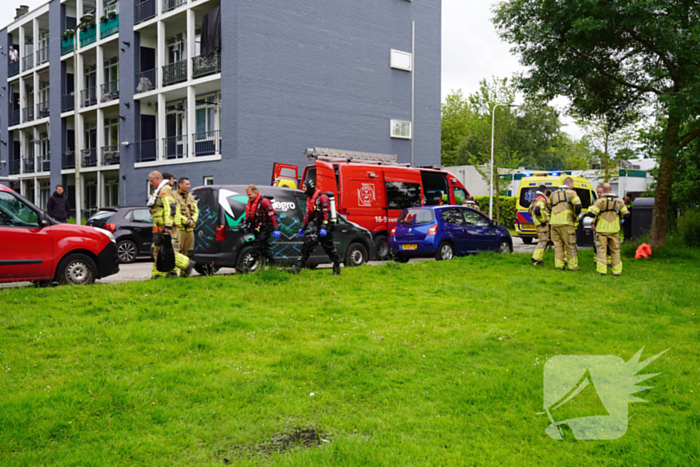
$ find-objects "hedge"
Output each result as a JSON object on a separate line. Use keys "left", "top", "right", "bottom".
{"left": 473, "top": 196, "right": 517, "bottom": 230}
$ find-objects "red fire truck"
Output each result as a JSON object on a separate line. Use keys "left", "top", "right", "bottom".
{"left": 272, "top": 148, "right": 470, "bottom": 259}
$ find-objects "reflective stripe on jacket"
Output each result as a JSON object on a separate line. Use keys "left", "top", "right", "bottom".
{"left": 528, "top": 195, "right": 549, "bottom": 226}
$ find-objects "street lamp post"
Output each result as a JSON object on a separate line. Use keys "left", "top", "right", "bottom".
{"left": 489, "top": 103, "right": 518, "bottom": 219}
{"left": 71, "top": 13, "right": 94, "bottom": 224}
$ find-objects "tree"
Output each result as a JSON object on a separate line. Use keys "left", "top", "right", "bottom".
{"left": 441, "top": 90, "right": 474, "bottom": 166}
{"left": 493, "top": 0, "right": 700, "bottom": 247}
{"left": 575, "top": 115, "right": 638, "bottom": 183}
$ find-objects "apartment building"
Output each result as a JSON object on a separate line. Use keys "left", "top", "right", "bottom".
{"left": 1, "top": 0, "right": 441, "bottom": 220}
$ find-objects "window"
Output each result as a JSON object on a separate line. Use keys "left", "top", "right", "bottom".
{"left": 575, "top": 188, "right": 593, "bottom": 209}
{"left": 204, "top": 176, "right": 214, "bottom": 186}
{"left": 519, "top": 187, "right": 539, "bottom": 209}
{"left": 104, "top": 177, "right": 119, "bottom": 207}
{"left": 464, "top": 209, "right": 490, "bottom": 227}
{"left": 0, "top": 192, "right": 39, "bottom": 227}
{"left": 398, "top": 208, "right": 434, "bottom": 225}
{"left": 454, "top": 187, "right": 467, "bottom": 205}
{"left": 104, "top": 118, "right": 120, "bottom": 146}
{"left": 129, "top": 208, "right": 152, "bottom": 224}
{"left": 386, "top": 182, "right": 421, "bottom": 210}
{"left": 104, "top": 56, "right": 119, "bottom": 83}
{"left": 196, "top": 93, "right": 219, "bottom": 134}
{"left": 390, "top": 49, "right": 412, "bottom": 71}
{"left": 390, "top": 120, "right": 412, "bottom": 139}
{"left": 90, "top": 210, "right": 116, "bottom": 222}
{"left": 441, "top": 208, "right": 466, "bottom": 225}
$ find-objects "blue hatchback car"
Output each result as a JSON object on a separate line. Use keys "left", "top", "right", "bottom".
{"left": 389, "top": 206, "right": 513, "bottom": 262}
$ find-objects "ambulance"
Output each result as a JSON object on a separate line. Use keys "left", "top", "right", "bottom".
{"left": 515, "top": 172, "right": 597, "bottom": 244}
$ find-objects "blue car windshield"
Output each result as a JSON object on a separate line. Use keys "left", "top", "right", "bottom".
{"left": 398, "top": 208, "right": 435, "bottom": 225}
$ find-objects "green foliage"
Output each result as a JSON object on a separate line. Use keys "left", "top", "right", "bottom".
{"left": 678, "top": 209, "right": 700, "bottom": 248}
{"left": 67, "top": 216, "right": 88, "bottom": 225}
{"left": 440, "top": 90, "right": 474, "bottom": 166}
{"left": 1, "top": 254, "right": 699, "bottom": 465}
{"left": 493, "top": 0, "right": 700, "bottom": 246}
{"left": 473, "top": 196, "right": 516, "bottom": 229}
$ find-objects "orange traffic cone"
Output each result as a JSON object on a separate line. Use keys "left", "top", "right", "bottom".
{"left": 635, "top": 243, "right": 652, "bottom": 259}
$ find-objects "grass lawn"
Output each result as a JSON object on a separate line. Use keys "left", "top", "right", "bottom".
{"left": 1, "top": 244, "right": 699, "bottom": 466}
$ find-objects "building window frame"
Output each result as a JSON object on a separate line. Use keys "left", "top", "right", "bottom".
{"left": 390, "top": 120, "right": 412, "bottom": 140}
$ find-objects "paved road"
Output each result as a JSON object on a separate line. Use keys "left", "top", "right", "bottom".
{"left": 1, "top": 237, "right": 542, "bottom": 289}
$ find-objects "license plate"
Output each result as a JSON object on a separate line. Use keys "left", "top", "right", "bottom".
{"left": 402, "top": 244, "right": 417, "bottom": 250}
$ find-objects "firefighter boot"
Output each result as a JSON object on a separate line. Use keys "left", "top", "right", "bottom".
{"left": 184, "top": 260, "right": 196, "bottom": 277}
{"left": 332, "top": 263, "right": 341, "bottom": 276}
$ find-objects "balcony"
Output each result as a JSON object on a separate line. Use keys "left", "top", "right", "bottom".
{"left": 81, "top": 87, "right": 97, "bottom": 108}
{"left": 193, "top": 130, "right": 220, "bottom": 157}
{"left": 61, "top": 36, "right": 74, "bottom": 56}
{"left": 192, "top": 50, "right": 221, "bottom": 79}
{"left": 22, "top": 53, "right": 34, "bottom": 72}
{"left": 163, "top": 0, "right": 186, "bottom": 13}
{"left": 163, "top": 135, "right": 187, "bottom": 160}
{"left": 135, "top": 0, "right": 156, "bottom": 24}
{"left": 62, "top": 93, "right": 75, "bottom": 112}
{"left": 22, "top": 106, "right": 35, "bottom": 123}
{"left": 40, "top": 154, "right": 50, "bottom": 172}
{"left": 163, "top": 60, "right": 187, "bottom": 86}
{"left": 79, "top": 26, "right": 97, "bottom": 48}
{"left": 9, "top": 59, "right": 19, "bottom": 77}
{"left": 36, "top": 101, "right": 50, "bottom": 119}
{"left": 100, "top": 14, "right": 119, "bottom": 39}
{"left": 136, "top": 139, "right": 158, "bottom": 162}
{"left": 101, "top": 145, "right": 121, "bottom": 166}
{"left": 36, "top": 46, "right": 49, "bottom": 66}
{"left": 9, "top": 109, "right": 20, "bottom": 126}
{"left": 81, "top": 148, "right": 97, "bottom": 168}
{"left": 9, "top": 159, "right": 21, "bottom": 175}
{"left": 22, "top": 158, "right": 35, "bottom": 174}
{"left": 135, "top": 69, "right": 157, "bottom": 94}
{"left": 62, "top": 151, "right": 75, "bottom": 169}
{"left": 101, "top": 81, "right": 120, "bottom": 102}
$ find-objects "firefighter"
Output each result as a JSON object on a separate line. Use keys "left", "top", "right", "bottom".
{"left": 147, "top": 171, "right": 195, "bottom": 278}
{"left": 162, "top": 172, "right": 180, "bottom": 254}
{"left": 529, "top": 185, "right": 550, "bottom": 267}
{"left": 177, "top": 177, "right": 199, "bottom": 273}
{"left": 585, "top": 183, "right": 629, "bottom": 276}
{"left": 287, "top": 179, "right": 341, "bottom": 276}
{"left": 547, "top": 177, "right": 582, "bottom": 271}
{"left": 243, "top": 184, "right": 281, "bottom": 267}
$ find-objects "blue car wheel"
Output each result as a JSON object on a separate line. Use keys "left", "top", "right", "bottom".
{"left": 435, "top": 241, "right": 454, "bottom": 261}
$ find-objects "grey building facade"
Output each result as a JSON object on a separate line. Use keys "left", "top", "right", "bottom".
{"left": 1, "top": 0, "right": 441, "bottom": 219}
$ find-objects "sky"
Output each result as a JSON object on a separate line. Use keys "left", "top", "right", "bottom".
{"left": 0, "top": 0, "right": 582, "bottom": 139}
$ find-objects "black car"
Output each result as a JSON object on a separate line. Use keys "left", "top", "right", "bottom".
{"left": 86, "top": 207, "right": 154, "bottom": 263}
{"left": 191, "top": 185, "right": 375, "bottom": 274}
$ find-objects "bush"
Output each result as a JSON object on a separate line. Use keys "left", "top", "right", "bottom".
{"left": 678, "top": 209, "right": 700, "bottom": 247}
{"left": 473, "top": 196, "right": 516, "bottom": 229}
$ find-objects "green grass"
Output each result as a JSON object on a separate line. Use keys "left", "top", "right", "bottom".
{"left": 1, "top": 244, "right": 699, "bottom": 466}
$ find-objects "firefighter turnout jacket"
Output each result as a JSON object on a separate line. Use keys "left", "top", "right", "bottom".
{"left": 548, "top": 187, "right": 582, "bottom": 226}
{"left": 303, "top": 190, "right": 331, "bottom": 229}
{"left": 177, "top": 190, "right": 199, "bottom": 232}
{"left": 245, "top": 193, "right": 279, "bottom": 230}
{"left": 529, "top": 193, "right": 549, "bottom": 228}
{"left": 588, "top": 194, "right": 629, "bottom": 233}
{"left": 150, "top": 184, "right": 181, "bottom": 229}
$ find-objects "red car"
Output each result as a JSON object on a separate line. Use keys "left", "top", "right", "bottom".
{"left": 0, "top": 184, "right": 119, "bottom": 285}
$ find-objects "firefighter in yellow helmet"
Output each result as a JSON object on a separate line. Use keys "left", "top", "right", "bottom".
{"left": 584, "top": 182, "right": 629, "bottom": 275}
{"left": 147, "top": 171, "right": 195, "bottom": 278}
{"left": 177, "top": 177, "right": 199, "bottom": 269}
{"left": 547, "top": 177, "right": 582, "bottom": 270}
{"left": 529, "top": 185, "right": 550, "bottom": 267}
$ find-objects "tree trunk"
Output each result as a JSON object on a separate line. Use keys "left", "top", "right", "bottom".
{"left": 650, "top": 111, "right": 681, "bottom": 248}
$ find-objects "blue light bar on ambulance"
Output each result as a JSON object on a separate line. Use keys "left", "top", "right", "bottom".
{"left": 551, "top": 172, "right": 559, "bottom": 176}
{"left": 523, "top": 172, "right": 532, "bottom": 177}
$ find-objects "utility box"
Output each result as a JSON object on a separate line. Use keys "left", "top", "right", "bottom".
{"left": 631, "top": 197, "right": 655, "bottom": 240}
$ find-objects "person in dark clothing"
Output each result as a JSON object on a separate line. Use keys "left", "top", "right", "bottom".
{"left": 287, "top": 179, "right": 341, "bottom": 276}
{"left": 47, "top": 185, "right": 70, "bottom": 223}
{"left": 243, "top": 184, "right": 280, "bottom": 267}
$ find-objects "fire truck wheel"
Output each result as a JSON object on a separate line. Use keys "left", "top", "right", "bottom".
{"left": 374, "top": 235, "right": 389, "bottom": 261}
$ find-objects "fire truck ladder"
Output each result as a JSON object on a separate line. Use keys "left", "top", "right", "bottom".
{"left": 303, "top": 147, "right": 409, "bottom": 166}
